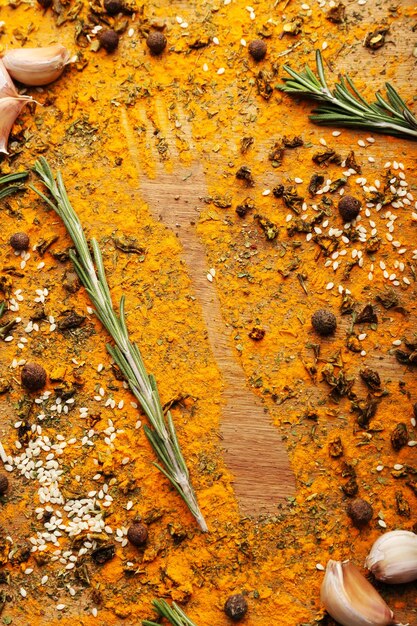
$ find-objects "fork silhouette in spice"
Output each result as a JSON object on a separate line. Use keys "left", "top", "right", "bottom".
{"left": 120, "top": 100, "right": 295, "bottom": 515}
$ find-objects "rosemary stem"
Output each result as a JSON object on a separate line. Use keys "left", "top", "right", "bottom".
{"left": 31, "top": 157, "right": 208, "bottom": 532}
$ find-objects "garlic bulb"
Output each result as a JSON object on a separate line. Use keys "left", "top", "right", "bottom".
{"left": 2, "top": 44, "right": 71, "bottom": 86}
{"left": 0, "top": 96, "right": 31, "bottom": 154}
{"left": 366, "top": 530, "right": 417, "bottom": 584}
{"left": 320, "top": 560, "right": 399, "bottom": 626}
{"left": 0, "top": 59, "right": 18, "bottom": 97}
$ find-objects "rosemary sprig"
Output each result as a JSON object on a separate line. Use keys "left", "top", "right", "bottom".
{"left": 279, "top": 50, "right": 417, "bottom": 140}
{"left": 30, "top": 157, "right": 208, "bottom": 532}
{"left": 0, "top": 171, "right": 28, "bottom": 200}
{"left": 142, "top": 600, "right": 198, "bottom": 626}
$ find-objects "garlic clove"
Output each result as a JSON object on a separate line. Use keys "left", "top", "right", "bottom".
{"left": 321, "top": 560, "right": 397, "bottom": 626}
{"left": 0, "top": 96, "right": 31, "bottom": 154}
{"left": 366, "top": 530, "right": 417, "bottom": 584}
{"left": 0, "top": 59, "right": 18, "bottom": 98}
{"left": 2, "top": 44, "right": 71, "bottom": 86}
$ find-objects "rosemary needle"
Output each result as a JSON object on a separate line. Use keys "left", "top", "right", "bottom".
{"left": 142, "top": 600, "right": 198, "bottom": 626}
{"left": 279, "top": 50, "right": 417, "bottom": 140}
{"left": 30, "top": 157, "right": 208, "bottom": 533}
{"left": 0, "top": 171, "right": 28, "bottom": 200}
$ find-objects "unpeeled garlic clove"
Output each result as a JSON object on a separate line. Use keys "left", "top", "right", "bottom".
{"left": 2, "top": 44, "right": 71, "bottom": 86}
{"left": 0, "top": 59, "right": 18, "bottom": 98}
{"left": 0, "top": 96, "right": 31, "bottom": 154}
{"left": 320, "top": 560, "right": 398, "bottom": 626}
{"left": 365, "top": 530, "right": 417, "bottom": 584}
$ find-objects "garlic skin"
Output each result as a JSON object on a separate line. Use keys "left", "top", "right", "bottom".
{"left": 0, "top": 96, "right": 31, "bottom": 154}
{"left": 320, "top": 560, "right": 398, "bottom": 626}
{"left": 366, "top": 530, "right": 417, "bottom": 584}
{"left": 0, "top": 59, "right": 19, "bottom": 97}
{"left": 2, "top": 44, "right": 71, "bottom": 86}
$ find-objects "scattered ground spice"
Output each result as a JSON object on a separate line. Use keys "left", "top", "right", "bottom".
{"left": 0, "top": 1, "right": 416, "bottom": 625}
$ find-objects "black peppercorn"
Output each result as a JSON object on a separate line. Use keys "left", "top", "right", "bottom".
{"left": 104, "top": 0, "right": 123, "bottom": 15}
{"left": 224, "top": 594, "right": 248, "bottom": 622}
{"left": 36, "top": 0, "right": 52, "bottom": 8}
{"left": 0, "top": 474, "right": 9, "bottom": 495}
{"left": 21, "top": 363, "right": 47, "bottom": 391}
{"left": 248, "top": 39, "right": 267, "bottom": 61}
{"left": 10, "top": 232, "right": 30, "bottom": 251}
{"left": 127, "top": 522, "right": 148, "bottom": 546}
{"left": 99, "top": 30, "right": 120, "bottom": 53}
{"left": 347, "top": 498, "right": 373, "bottom": 527}
{"left": 311, "top": 309, "right": 337, "bottom": 336}
{"left": 338, "top": 195, "right": 362, "bottom": 222}
{"left": 146, "top": 31, "right": 167, "bottom": 55}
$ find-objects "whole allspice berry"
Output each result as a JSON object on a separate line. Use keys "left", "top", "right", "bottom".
{"left": 248, "top": 39, "right": 267, "bottom": 61}
{"left": 338, "top": 195, "right": 362, "bottom": 222}
{"left": 21, "top": 363, "right": 47, "bottom": 392}
{"left": 224, "top": 594, "right": 248, "bottom": 622}
{"left": 0, "top": 474, "right": 9, "bottom": 495}
{"left": 99, "top": 30, "right": 120, "bottom": 53}
{"left": 347, "top": 498, "right": 373, "bottom": 527}
{"left": 311, "top": 309, "right": 337, "bottom": 336}
{"left": 146, "top": 31, "right": 167, "bottom": 55}
{"left": 127, "top": 522, "right": 148, "bottom": 546}
{"left": 103, "top": 0, "right": 124, "bottom": 15}
{"left": 10, "top": 232, "right": 30, "bottom": 251}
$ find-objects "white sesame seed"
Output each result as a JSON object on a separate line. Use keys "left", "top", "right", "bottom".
{"left": 217, "top": 67, "right": 225, "bottom": 75}
{"left": 326, "top": 282, "right": 334, "bottom": 290}
{"left": 262, "top": 189, "right": 270, "bottom": 196}
{"left": 394, "top": 464, "right": 403, "bottom": 470}
{"left": 378, "top": 519, "right": 387, "bottom": 528}
{"left": 376, "top": 465, "right": 384, "bottom": 472}
{"left": 319, "top": 138, "right": 327, "bottom": 146}
{"left": 56, "top": 604, "right": 66, "bottom": 610}
{"left": 332, "top": 131, "right": 341, "bottom": 137}
{"left": 358, "top": 333, "right": 367, "bottom": 341}
{"left": 316, "top": 563, "right": 325, "bottom": 571}
{"left": 20, "top": 588, "right": 27, "bottom": 598}
{"left": 392, "top": 340, "right": 402, "bottom": 346}
{"left": 294, "top": 177, "right": 303, "bottom": 184}
{"left": 321, "top": 42, "right": 328, "bottom": 50}
{"left": 357, "top": 140, "right": 366, "bottom": 147}
{"left": 408, "top": 441, "right": 417, "bottom": 447}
